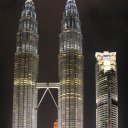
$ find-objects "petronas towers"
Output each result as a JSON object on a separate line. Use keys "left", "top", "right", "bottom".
{"left": 12, "top": 0, "right": 118, "bottom": 128}
{"left": 58, "top": 0, "right": 83, "bottom": 127}
{"left": 12, "top": 0, "right": 38, "bottom": 127}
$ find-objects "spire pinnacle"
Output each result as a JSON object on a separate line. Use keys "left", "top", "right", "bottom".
{"left": 25, "top": 0, "right": 33, "bottom": 3}
{"left": 64, "top": 0, "right": 78, "bottom": 17}
{"left": 67, "top": 0, "right": 75, "bottom": 2}
{"left": 26, "top": 0, "right": 32, "bottom": 2}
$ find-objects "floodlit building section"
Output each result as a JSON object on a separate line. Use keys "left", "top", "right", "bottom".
{"left": 54, "top": 120, "right": 58, "bottom": 128}
{"left": 95, "top": 51, "right": 118, "bottom": 128}
{"left": 95, "top": 51, "right": 116, "bottom": 73}
{"left": 12, "top": 0, "right": 39, "bottom": 128}
{"left": 58, "top": 0, "right": 84, "bottom": 128}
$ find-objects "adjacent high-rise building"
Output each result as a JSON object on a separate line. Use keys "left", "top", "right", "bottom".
{"left": 12, "top": 0, "right": 39, "bottom": 127}
{"left": 58, "top": 0, "right": 84, "bottom": 128}
{"left": 95, "top": 51, "right": 118, "bottom": 128}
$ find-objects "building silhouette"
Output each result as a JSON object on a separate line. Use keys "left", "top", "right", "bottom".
{"left": 95, "top": 51, "right": 118, "bottom": 128}
{"left": 12, "top": 0, "right": 84, "bottom": 128}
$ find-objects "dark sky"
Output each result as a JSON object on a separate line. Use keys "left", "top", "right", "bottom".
{"left": 0, "top": 0, "right": 128, "bottom": 128}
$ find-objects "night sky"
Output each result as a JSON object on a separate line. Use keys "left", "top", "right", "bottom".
{"left": 0, "top": 0, "right": 128, "bottom": 128}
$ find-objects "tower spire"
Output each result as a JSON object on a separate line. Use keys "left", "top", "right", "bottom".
{"left": 64, "top": 0, "right": 78, "bottom": 17}
{"left": 60, "top": 0, "right": 82, "bottom": 52}
{"left": 25, "top": 0, "right": 33, "bottom": 3}
{"left": 17, "top": 0, "right": 38, "bottom": 53}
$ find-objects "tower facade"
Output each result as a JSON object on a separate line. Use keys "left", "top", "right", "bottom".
{"left": 95, "top": 51, "right": 118, "bottom": 128}
{"left": 58, "top": 0, "right": 84, "bottom": 127}
{"left": 12, "top": 0, "right": 39, "bottom": 127}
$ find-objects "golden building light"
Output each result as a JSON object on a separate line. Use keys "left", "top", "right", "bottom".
{"left": 54, "top": 120, "right": 58, "bottom": 128}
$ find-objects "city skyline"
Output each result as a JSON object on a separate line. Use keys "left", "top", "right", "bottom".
{"left": 0, "top": 0, "right": 128, "bottom": 128}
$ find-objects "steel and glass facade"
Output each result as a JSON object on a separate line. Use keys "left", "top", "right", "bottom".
{"left": 12, "top": 0, "right": 39, "bottom": 127}
{"left": 95, "top": 51, "right": 118, "bottom": 128}
{"left": 58, "top": 0, "right": 84, "bottom": 127}
{"left": 12, "top": 0, "right": 84, "bottom": 128}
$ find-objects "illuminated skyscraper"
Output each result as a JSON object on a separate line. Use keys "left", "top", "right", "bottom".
{"left": 12, "top": 0, "right": 39, "bottom": 127}
{"left": 95, "top": 51, "right": 118, "bottom": 128}
{"left": 58, "top": 0, "right": 84, "bottom": 127}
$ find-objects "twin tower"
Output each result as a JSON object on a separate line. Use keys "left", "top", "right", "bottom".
{"left": 12, "top": 0, "right": 118, "bottom": 128}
